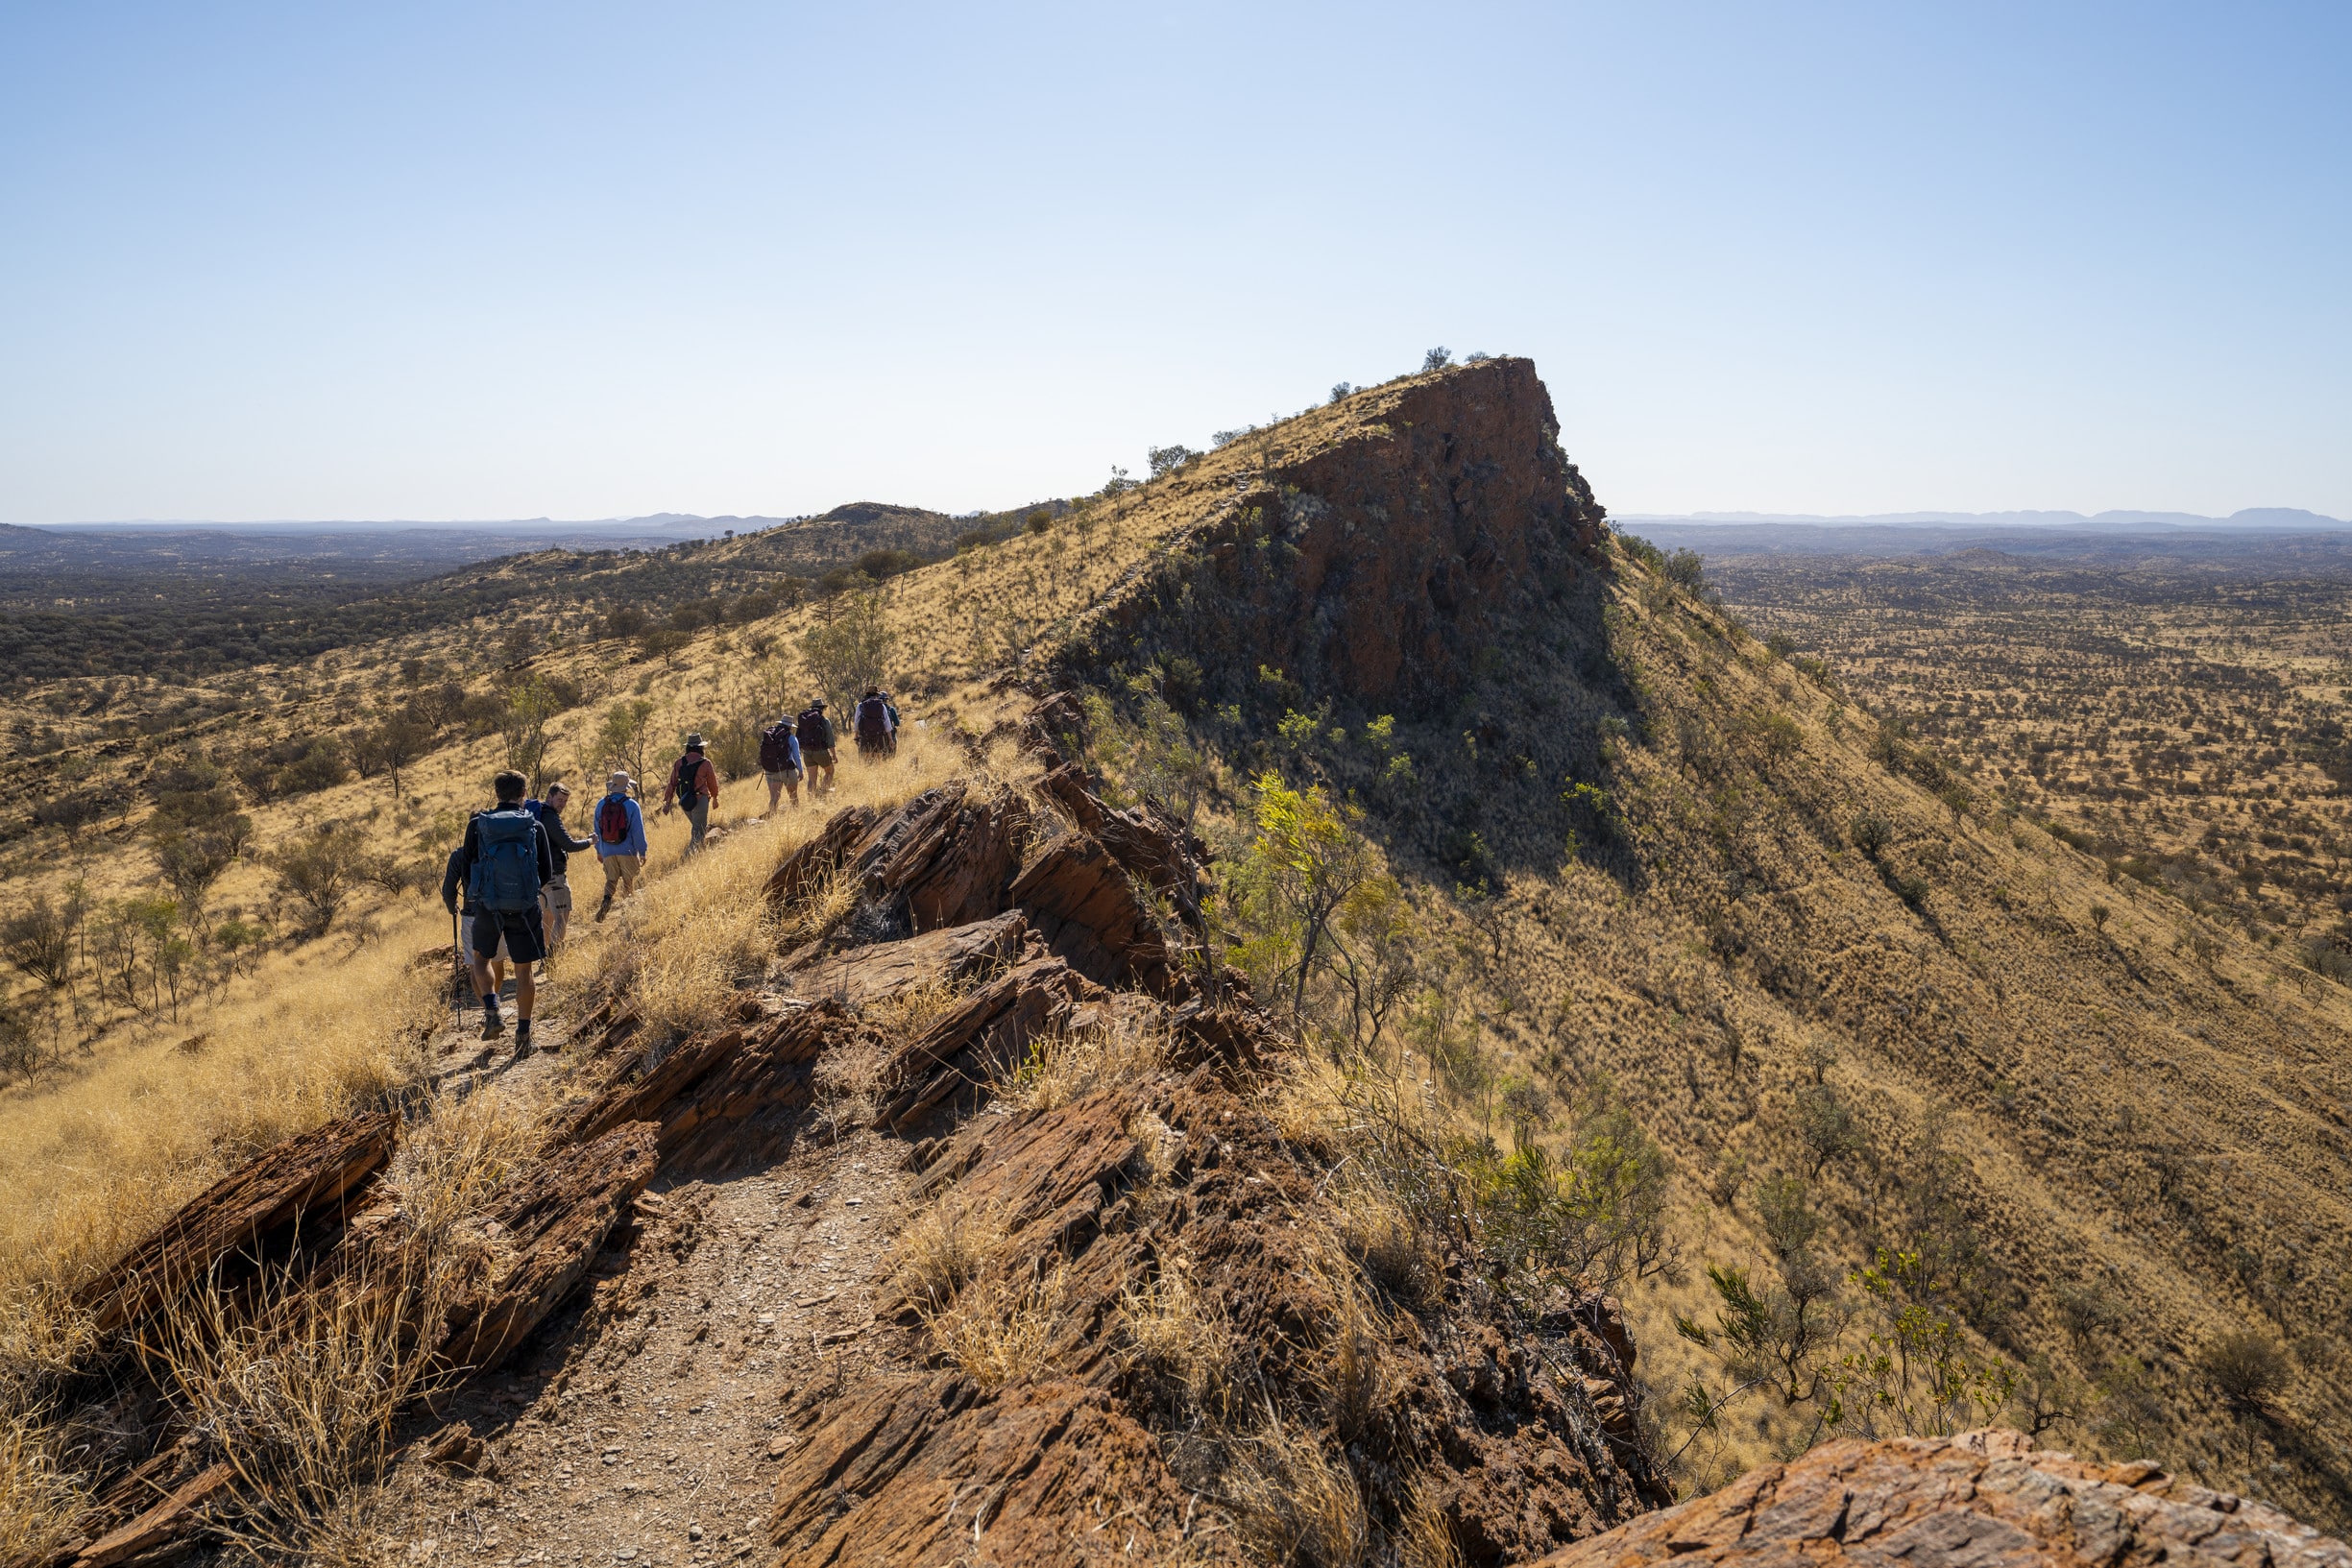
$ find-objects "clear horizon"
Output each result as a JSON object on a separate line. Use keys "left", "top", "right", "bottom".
{"left": 4, "top": 3, "right": 2346, "bottom": 523}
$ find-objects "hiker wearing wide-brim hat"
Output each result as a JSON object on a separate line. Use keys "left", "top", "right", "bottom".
{"left": 796, "top": 698, "right": 839, "bottom": 797}
{"left": 662, "top": 733, "right": 721, "bottom": 856}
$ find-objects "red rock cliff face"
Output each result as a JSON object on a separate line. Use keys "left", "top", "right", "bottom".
{"left": 1058, "top": 357, "right": 1608, "bottom": 713}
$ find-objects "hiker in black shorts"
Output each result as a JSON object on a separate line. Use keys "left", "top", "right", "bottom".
{"left": 441, "top": 769, "right": 556, "bottom": 1056}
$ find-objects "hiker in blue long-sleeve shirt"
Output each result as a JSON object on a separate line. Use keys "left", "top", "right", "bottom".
{"left": 590, "top": 769, "right": 649, "bottom": 922}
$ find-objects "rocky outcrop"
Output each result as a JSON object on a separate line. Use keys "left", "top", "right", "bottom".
{"left": 436, "top": 1122, "right": 660, "bottom": 1372}
{"left": 75, "top": 1112, "right": 399, "bottom": 1344}
{"left": 869, "top": 955, "right": 1109, "bottom": 1134}
{"left": 1534, "top": 1430, "right": 2351, "bottom": 1568}
{"left": 1007, "top": 830, "right": 1177, "bottom": 991}
{"left": 784, "top": 909, "right": 1031, "bottom": 1004}
{"left": 1056, "top": 358, "right": 1609, "bottom": 713}
{"left": 773, "top": 1071, "right": 1665, "bottom": 1566}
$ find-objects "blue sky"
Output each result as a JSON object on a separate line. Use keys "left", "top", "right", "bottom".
{"left": 2, "top": 2, "right": 2345, "bottom": 522}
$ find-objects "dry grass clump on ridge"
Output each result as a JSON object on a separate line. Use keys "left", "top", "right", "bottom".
{"left": 995, "top": 1012, "right": 1168, "bottom": 1113}
{"left": 920, "top": 1262, "right": 1074, "bottom": 1389}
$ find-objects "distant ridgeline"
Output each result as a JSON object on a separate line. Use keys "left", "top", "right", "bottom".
{"left": 0, "top": 502, "right": 1053, "bottom": 681}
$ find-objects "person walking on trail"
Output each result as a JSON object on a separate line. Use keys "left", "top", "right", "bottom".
{"left": 759, "top": 714, "right": 804, "bottom": 815}
{"left": 664, "top": 734, "right": 721, "bottom": 855}
{"left": 442, "top": 768, "right": 555, "bottom": 1055}
{"left": 592, "top": 769, "right": 648, "bottom": 921}
{"left": 796, "top": 700, "right": 837, "bottom": 796}
{"left": 525, "top": 779, "right": 594, "bottom": 953}
{"left": 854, "top": 688, "right": 896, "bottom": 760}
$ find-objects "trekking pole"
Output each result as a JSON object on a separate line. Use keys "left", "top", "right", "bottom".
{"left": 450, "top": 907, "right": 465, "bottom": 1033}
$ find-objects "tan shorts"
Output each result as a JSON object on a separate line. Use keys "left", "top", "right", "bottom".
{"left": 600, "top": 854, "right": 643, "bottom": 884}
{"left": 541, "top": 876, "right": 572, "bottom": 914}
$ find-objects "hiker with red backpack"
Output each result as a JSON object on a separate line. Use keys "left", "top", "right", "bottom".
{"left": 440, "top": 768, "right": 556, "bottom": 1055}
{"left": 854, "top": 688, "right": 896, "bottom": 760}
{"left": 796, "top": 700, "right": 837, "bottom": 796}
{"left": 592, "top": 769, "right": 647, "bottom": 921}
{"left": 759, "top": 714, "right": 804, "bottom": 815}
{"left": 663, "top": 734, "right": 721, "bottom": 855}
{"left": 524, "top": 779, "right": 595, "bottom": 952}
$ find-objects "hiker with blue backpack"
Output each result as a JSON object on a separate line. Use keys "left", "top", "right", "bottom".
{"left": 440, "top": 768, "right": 557, "bottom": 1054}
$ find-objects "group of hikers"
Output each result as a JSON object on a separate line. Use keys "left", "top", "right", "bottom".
{"left": 439, "top": 688, "right": 903, "bottom": 1053}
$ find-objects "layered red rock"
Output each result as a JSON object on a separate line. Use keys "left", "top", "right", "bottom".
{"left": 75, "top": 1112, "right": 399, "bottom": 1343}
{"left": 868, "top": 955, "right": 1109, "bottom": 1134}
{"left": 1535, "top": 1430, "right": 2350, "bottom": 1568}
{"left": 773, "top": 1071, "right": 1664, "bottom": 1566}
{"left": 436, "top": 1122, "right": 661, "bottom": 1372}
{"left": 1056, "top": 357, "right": 1608, "bottom": 712}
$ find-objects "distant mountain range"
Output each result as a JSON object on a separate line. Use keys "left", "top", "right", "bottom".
{"left": 1614, "top": 507, "right": 2349, "bottom": 530}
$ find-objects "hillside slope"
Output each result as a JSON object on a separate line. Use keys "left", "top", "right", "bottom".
{"left": 984, "top": 359, "right": 2352, "bottom": 1525}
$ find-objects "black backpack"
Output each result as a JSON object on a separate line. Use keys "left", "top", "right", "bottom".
{"left": 759, "top": 722, "right": 796, "bottom": 773}
{"left": 799, "top": 709, "right": 834, "bottom": 750}
{"left": 671, "top": 754, "right": 704, "bottom": 810}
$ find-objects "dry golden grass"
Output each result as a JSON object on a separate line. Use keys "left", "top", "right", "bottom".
{"left": 144, "top": 1252, "right": 453, "bottom": 1556}
{"left": 889, "top": 1199, "right": 1005, "bottom": 1315}
{"left": 995, "top": 1012, "right": 1167, "bottom": 1113}
{"left": 1222, "top": 1411, "right": 1370, "bottom": 1568}
{"left": 920, "top": 1262, "right": 1074, "bottom": 1389}
{"left": 0, "top": 1409, "right": 85, "bottom": 1567}
{"left": 0, "top": 901, "right": 444, "bottom": 1308}
{"left": 1118, "top": 1255, "right": 1234, "bottom": 1414}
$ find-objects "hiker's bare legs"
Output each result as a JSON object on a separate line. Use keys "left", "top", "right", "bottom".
{"left": 765, "top": 774, "right": 785, "bottom": 814}
{"left": 515, "top": 963, "right": 536, "bottom": 1025}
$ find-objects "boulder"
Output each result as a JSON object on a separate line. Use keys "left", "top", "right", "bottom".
{"left": 1532, "top": 1430, "right": 2352, "bottom": 1568}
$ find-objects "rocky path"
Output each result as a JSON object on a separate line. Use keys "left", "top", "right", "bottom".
{"left": 378, "top": 988, "right": 915, "bottom": 1568}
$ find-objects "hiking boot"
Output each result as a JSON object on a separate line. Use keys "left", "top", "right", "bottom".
{"left": 594, "top": 893, "right": 613, "bottom": 923}
{"left": 512, "top": 1038, "right": 535, "bottom": 1063}
{"left": 479, "top": 1010, "right": 505, "bottom": 1041}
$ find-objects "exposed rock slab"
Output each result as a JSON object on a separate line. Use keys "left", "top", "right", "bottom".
{"left": 1007, "top": 831, "right": 1175, "bottom": 991}
{"left": 1533, "top": 1430, "right": 2352, "bottom": 1568}
{"left": 74, "top": 1112, "right": 399, "bottom": 1342}
{"left": 784, "top": 910, "right": 1032, "bottom": 1005}
{"left": 843, "top": 781, "right": 1031, "bottom": 931}
{"left": 436, "top": 1121, "right": 660, "bottom": 1373}
{"left": 776, "top": 1072, "right": 1662, "bottom": 1567}
{"left": 762, "top": 805, "right": 875, "bottom": 907}
{"left": 868, "top": 956, "right": 1108, "bottom": 1134}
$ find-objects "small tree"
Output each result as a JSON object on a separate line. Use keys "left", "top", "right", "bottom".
{"left": 1225, "top": 772, "right": 1387, "bottom": 1024}
{"left": 364, "top": 709, "right": 437, "bottom": 804}
{"left": 500, "top": 676, "right": 565, "bottom": 795}
{"left": 269, "top": 825, "right": 368, "bottom": 935}
{"left": 2202, "top": 1327, "right": 2289, "bottom": 1412}
{"left": 1796, "top": 1084, "right": 1866, "bottom": 1176}
{"left": 1, "top": 892, "right": 85, "bottom": 1014}
{"left": 0, "top": 996, "right": 53, "bottom": 1088}
{"left": 1421, "top": 347, "right": 1452, "bottom": 373}
{"left": 594, "top": 697, "right": 658, "bottom": 789}
{"left": 798, "top": 590, "right": 894, "bottom": 712}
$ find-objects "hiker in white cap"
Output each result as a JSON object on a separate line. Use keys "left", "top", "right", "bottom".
{"left": 592, "top": 769, "right": 648, "bottom": 920}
